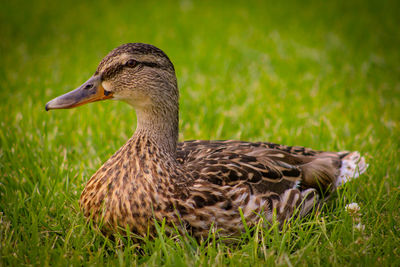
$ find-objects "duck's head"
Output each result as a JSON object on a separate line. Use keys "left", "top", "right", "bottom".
{"left": 45, "top": 43, "right": 178, "bottom": 112}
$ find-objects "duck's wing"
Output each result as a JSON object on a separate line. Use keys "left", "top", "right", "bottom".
{"left": 177, "top": 140, "right": 342, "bottom": 194}
{"left": 174, "top": 140, "right": 367, "bottom": 237}
{"left": 174, "top": 140, "right": 339, "bottom": 236}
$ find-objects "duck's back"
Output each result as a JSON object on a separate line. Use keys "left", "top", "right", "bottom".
{"left": 172, "top": 140, "right": 367, "bottom": 237}
{"left": 177, "top": 140, "right": 351, "bottom": 194}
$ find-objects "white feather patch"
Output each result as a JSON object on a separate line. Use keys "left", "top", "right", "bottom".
{"left": 336, "top": 152, "right": 368, "bottom": 187}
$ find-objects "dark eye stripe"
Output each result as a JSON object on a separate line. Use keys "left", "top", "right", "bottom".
{"left": 102, "top": 60, "right": 166, "bottom": 80}
{"left": 124, "top": 60, "right": 160, "bottom": 69}
{"left": 140, "top": 61, "right": 160, "bottom": 68}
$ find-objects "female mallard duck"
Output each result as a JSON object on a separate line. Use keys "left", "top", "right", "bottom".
{"left": 46, "top": 43, "right": 367, "bottom": 238}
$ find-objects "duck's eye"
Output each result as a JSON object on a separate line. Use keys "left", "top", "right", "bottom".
{"left": 126, "top": 59, "right": 139, "bottom": 67}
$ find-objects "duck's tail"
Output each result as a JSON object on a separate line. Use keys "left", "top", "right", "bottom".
{"left": 335, "top": 151, "right": 368, "bottom": 187}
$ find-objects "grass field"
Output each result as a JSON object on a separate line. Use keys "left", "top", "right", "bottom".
{"left": 1, "top": 0, "right": 400, "bottom": 265}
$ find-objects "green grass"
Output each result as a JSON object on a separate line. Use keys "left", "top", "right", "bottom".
{"left": 1, "top": 0, "right": 400, "bottom": 265}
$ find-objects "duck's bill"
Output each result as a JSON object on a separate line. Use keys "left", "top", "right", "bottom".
{"left": 45, "top": 76, "right": 113, "bottom": 111}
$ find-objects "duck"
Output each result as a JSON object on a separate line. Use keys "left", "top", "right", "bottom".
{"left": 45, "top": 43, "right": 367, "bottom": 238}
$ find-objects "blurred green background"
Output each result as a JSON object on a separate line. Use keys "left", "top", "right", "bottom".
{"left": 1, "top": 0, "right": 399, "bottom": 265}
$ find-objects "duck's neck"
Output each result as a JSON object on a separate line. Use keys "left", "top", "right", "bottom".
{"left": 134, "top": 104, "right": 179, "bottom": 156}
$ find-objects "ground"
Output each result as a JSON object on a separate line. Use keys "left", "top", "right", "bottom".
{"left": 1, "top": 0, "right": 399, "bottom": 266}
